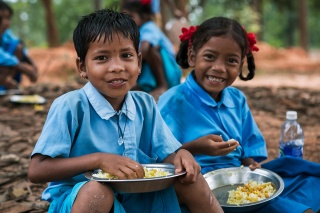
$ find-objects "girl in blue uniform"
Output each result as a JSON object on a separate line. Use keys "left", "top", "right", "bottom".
{"left": 158, "top": 17, "right": 320, "bottom": 213}
{"left": 27, "top": 9, "right": 223, "bottom": 213}
{"left": 122, "top": 1, "right": 182, "bottom": 100}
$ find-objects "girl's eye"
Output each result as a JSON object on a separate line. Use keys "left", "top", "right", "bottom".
{"left": 204, "top": 54, "right": 214, "bottom": 60}
{"left": 228, "top": 58, "right": 239, "bottom": 64}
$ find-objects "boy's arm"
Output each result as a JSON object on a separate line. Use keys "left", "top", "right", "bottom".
{"left": 162, "top": 149, "right": 200, "bottom": 184}
{"left": 28, "top": 153, "right": 145, "bottom": 183}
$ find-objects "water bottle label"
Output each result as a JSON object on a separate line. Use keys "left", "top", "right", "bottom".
{"left": 279, "top": 146, "right": 303, "bottom": 158}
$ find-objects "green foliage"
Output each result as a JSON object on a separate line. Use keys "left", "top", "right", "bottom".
{"left": 4, "top": 0, "right": 320, "bottom": 48}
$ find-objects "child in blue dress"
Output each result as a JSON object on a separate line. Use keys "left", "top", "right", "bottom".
{"left": 158, "top": 17, "right": 320, "bottom": 213}
{"left": 27, "top": 9, "right": 223, "bottom": 213}
{"left": 122, "top": 1, "right": 182, "bottom": 100}
{"left": 0, "top": 0, "right": 38, "bottom": 90}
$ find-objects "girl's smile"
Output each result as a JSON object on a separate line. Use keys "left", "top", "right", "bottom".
{"left": 189, "top": 35, "right": 243, "bottom": 101}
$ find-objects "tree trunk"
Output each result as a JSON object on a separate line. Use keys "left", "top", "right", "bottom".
{"left": 298, "top": 0, "right": 308, "bottom": 51}
{"left": 93, "top": 0, "right": 103, "bottom": 11}
{"left": 251, "top": 0, "right": 263, "bottom": 40}
{"left": 41, "top": 0, "right": 59, "bottom": 47}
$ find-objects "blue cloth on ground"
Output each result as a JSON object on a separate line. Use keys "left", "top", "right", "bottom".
{"left": 252, "top": 157, "right": 320, "bottom": 213}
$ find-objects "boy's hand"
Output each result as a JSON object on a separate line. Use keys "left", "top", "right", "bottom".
{"left": 98, "top": 153, "right": 145, "bottom": 179}
{"left": 241, "top": 158, "right": 261, "bottom": 171}
{"left": 173, "top": 149, "right": 201, "bottom": 184}
{"left": 248, "top": 161, "right": 261, "bottom": 171}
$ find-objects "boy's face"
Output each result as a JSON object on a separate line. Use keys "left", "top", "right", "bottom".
{"left": 77, "top": 33, "right": 142, "bottom": 106}
{"left": 188, "top": 36, "right": 243, "bottom": 101}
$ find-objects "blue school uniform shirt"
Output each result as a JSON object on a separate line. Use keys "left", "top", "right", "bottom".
{"left": 0, "top": 29, "right": 21, "bottom": 66}
{"left": 31, "top": 82, "right": 181, "bottom": 202}
{"left": 158, "top": 71, "right": 268, "bottom": 174}
{"left": 138, "top": 21, "right": 181, "bottom": 92}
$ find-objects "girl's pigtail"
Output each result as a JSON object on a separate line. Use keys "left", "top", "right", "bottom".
{"left": 240, "top": 29, "right": 259, "bottom": 81}
{"left": 176, "top": 26, "right": 198, "bottom": 69}
{"left": 239, "top": 53, "right": 255, "bottom": 81}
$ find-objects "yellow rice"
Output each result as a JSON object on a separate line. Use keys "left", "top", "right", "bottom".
{"left": 92, "top": 167, "right": 170, "bottom": 179}
{"left": 227, "top": 180, "right": 276, "bottom": 205}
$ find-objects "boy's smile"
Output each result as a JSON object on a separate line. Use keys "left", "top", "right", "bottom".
{"left": 189, "top": 36, "right": 243, "bottom": 101}
{"left": 77, "top": 33, "right": 142, "bottom": 109}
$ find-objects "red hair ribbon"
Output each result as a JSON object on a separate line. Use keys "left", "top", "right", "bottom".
{"left": 247, "top": 32, "right": 259, "bottom": 52}
{"left": 242, "top": 26, "right": 259, "bottom": 52}
{"left": 179, "top": 25, "right": 198, "bottom": 46}
{"left": 140, "top": 0, "right": 151, "bottom": 5}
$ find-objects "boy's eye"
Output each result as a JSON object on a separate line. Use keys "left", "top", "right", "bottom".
{"left": 96, "top": 56, "right": 107, "bottom": 60}
{"left": 122, "top": 53, "right": 134, "bottom": 58}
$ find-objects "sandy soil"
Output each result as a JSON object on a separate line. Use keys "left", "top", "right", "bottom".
{"left": 1, "top": 42, "right": 320, "bottom": 212}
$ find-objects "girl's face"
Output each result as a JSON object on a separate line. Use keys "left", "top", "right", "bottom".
{"left": 77, "top": 33, "right": 142, "bottom": 110}
{"left": 188, "top": 36, "right": 243, "bottom": 101}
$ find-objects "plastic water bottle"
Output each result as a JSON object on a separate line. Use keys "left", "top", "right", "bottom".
{"left": 279, "top": 111, "right": 304, "bottom": 158}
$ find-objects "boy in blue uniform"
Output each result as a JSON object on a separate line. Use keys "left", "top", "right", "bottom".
{"left": 27, "top": 9, "right": 223, "bottom": 213}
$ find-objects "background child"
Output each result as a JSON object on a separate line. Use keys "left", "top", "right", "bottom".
{"left": 0, "top": 0, "right": 38, "bottom": 90}
{"left": 122, "top": 1, "right": 182, "bottom": 101}
{"left": 158, "top": 17, "right": 320, "bottom": 212}
{"left": 28, "top": 9, "right": 223, "bottom": 213}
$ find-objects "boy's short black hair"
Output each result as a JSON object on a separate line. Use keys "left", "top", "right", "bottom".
{"left": 73, "top": 8, "right": 140, "bottom": 62}
{"left": 0, "top": 0, "right": 14, "bottom": 16}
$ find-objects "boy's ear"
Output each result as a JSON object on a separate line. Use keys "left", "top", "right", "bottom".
{"left": 76, "top": 57, "right": 87, "bottom": 79}
{"left": 187, "top": 47, "right": 196, "bottom": 67}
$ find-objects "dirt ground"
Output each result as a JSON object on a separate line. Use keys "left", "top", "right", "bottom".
{"left": 1, "top": 42, "right": 320, "bottom": 212}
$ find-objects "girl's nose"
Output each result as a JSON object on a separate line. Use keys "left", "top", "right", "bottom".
{"left": 212, "top": 61, "right": 226, "bottom": 73}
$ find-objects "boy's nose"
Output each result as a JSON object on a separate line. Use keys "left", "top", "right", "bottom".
{"left": 108, "top": 58, "right": 125, "bottom": 73}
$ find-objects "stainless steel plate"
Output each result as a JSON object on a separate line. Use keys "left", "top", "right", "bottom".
{"left": 84, "top": 163, "right": 186, "bottom": 193}
{"left": 9, "top": 94, "right": 46, "bottom": 104}
{"left": 204, "top": 167, "right": 284, "bottom": 212}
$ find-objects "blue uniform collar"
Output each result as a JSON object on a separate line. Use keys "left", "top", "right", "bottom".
{"left": 185, "top": 71, "right": 235, "bottom": 108}
{"left": 83, "top": 82, "right": 136, "bottom": 120}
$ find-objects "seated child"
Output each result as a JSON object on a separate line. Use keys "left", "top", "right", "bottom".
{"left": 122, "top": 1, "right": 182, "bottom": 100}
{"left": 0, "top": 0, "right": 37, "bottom": 90}
{"left": 158, "top": 16, "right": 320, "bottom": 213}
{"left": 27, "top": 9, "right": 223, "bottom": 213}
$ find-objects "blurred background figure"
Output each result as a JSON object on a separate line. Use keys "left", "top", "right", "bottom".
{"left": 122, "top": 1, "right": 182, "bottom": 100}
{"left": 0, "top": 0, "right": 38, "bottom": 91}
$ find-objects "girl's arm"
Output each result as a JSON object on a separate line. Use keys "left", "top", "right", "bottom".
{"left": 28, "top": 153, "right": 145, "bottom": 183}
{"left": 180, "top": 135, "right": 239, "bottom": 156}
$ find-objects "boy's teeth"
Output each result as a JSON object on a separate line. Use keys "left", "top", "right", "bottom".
{"left": 112, "top": 79, "right": 123, "bottom": 83}
{"left": 208, "top": 76, "right": 223, "bottom": 82}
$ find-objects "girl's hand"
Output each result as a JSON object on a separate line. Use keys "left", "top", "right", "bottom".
{"left": 98, "top": 153, "right": 145, "bottom": 179}
{"left": 241, "top": 158, "right": 261, "bottom": 171}
{"left": 173, "top": 149, "right": 201, "bottom": 184}
{"left": 194, "top": 135, "right": 239, "bottom": 156}
{"left": 248, "top": 161, "right": 261, "bottom": 171}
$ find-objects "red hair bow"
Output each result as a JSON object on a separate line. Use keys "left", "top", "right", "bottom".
{"left": 179, "top": 25, "right": 198, "bottom": 45}
{"left": 246, "top": 32, "right": 259, "bottom": 52}
{"left": 140, "top": 0, "right": 151, "bottom": 5}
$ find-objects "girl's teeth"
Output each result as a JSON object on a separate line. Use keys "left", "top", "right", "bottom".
{"left": 112, "top": 80, "right": 123, "bottom": 83}
{"left": 208, "top": 76, "right": 223, "bottom": 82}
